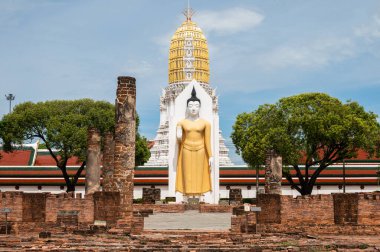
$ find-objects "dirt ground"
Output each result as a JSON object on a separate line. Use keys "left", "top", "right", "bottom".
{"left": 0, "top": 231, "right": 379, "bottom": 251}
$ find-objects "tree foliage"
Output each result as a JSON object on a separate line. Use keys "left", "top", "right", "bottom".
{"left": 0, "top": 99, "right": 150, "bottom": 191}
{"left": 232, "top": 93, "right": 380, "bottom": 195}
{"left": 135, "top": 114, "right": 151, "bottom": 166}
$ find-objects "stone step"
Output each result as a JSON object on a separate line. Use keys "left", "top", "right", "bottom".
{"left": 184, "top": 204, "right": 200, "bottom": 210}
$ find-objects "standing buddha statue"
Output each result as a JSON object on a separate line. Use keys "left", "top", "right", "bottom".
{"left": 175, "top": 87, "right": 213, "bottom": 196}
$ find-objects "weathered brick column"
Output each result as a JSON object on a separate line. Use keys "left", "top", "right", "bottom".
{"left": 264, "top": 150, "right": 282, "bottom": 194}
{"left": 102, "top": 132, "right": 114, "bottom": 192}
{"left": 112, "top": 76, "right": 136, "bottom": 227}
{"left": 85, "top": 128, "right": 101, "bottom": 195}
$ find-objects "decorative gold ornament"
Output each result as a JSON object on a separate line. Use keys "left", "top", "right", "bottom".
{"left": 168, "top": 16, "right": 210, "bottom": 85}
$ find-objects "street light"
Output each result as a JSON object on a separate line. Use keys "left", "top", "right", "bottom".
{"left": 5, "top": 94, "right": 15, "bottom": 113}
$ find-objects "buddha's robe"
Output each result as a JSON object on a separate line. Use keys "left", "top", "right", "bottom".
{"left": 175, "top": 118, "right": 212, "bottom": 195}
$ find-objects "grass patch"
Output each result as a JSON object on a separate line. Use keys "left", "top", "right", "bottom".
{"left": 359, "top": 243, "right": 369, "bottom": 249}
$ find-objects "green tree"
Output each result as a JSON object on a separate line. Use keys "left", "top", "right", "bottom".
{"left": 0, "top": 99, "right": 150, "bottom": 192}
{"left": 232, "top": 93, "right": 380, "bottom": 195}
{"left": 135, "top": 114, "right": 151, "bottom": 166}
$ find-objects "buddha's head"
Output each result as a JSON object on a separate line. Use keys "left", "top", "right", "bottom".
{"left": 187, "top": 87, "right": 201, "bottom": 117}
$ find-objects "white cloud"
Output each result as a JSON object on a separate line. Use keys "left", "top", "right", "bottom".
{"left": 121, "top": 60, "right": 153, "bottom": 78}
{"left": 354, "top": 15, "right": 380, "bottom": 41}
{"left": 256, "top": 13, "right": 380, "bottom": 71}
{"left": 196, "top": 7, "right": 264, "bottom": 35}
{"left": 257, "top": 37, "right": 355, "bottom": 70}
{"left": 153, "top": 31, "right": 173, "bottom": 56}
{"left": 153, "top": 31, "right": 173, "bottom": 47}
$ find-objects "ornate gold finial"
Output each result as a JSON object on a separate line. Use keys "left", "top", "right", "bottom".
{"left": 169, "top": 0, "right": 209, "bottom": 85}
{"left": 182, "top": 0, "right": 194, "bottom": 21}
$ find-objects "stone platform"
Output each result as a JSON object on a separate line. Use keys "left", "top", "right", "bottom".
{"left": 144, "top": 210, "right": 232, "bottom": 230}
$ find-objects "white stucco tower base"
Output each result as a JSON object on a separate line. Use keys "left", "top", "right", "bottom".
{"left": 167, "top": 80, "right": 219, "bottom": 204}
{"left": 144, "top": 12, "right": 233, "bottom": 204}
{"left": 145, "top": 79, "right": 233, "bottom": 204}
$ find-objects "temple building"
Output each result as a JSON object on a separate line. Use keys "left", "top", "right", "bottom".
{"left": 145, "top": 10, "right": 233, "bottom": 167}
{"left": 0, "top": 142, "right": 379, "bottom": 198}
{"left": 0, "top": 9, "right": 379, "bottom": 199}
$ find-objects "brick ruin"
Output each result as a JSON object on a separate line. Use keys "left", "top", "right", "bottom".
{"left": 101, "top": 132, "right": 114, "bottom": 192}
{"left": 0, "top": 75, "right": 379, "bottom": 242}
{"left": 85, "top": 127, "right": 101, "bottom": 195}
{"left": 264, "top": 150, "right": 282, "bottom": 194}
{"left": 1, "top": 191, "right": 379, "bottom": 236}
{"left": 232, "top": 192, "right": 380, "bottom": 235}
{"left": 228, "top": 188, "right": 242, "bottom": 204}
{"left": 110, "top": 76, "right": 137, "bottom": 231}
{"left": 142, "top": 188, "right": 161, "bottom": 204}
{"left": 0, "top": 76, "right": 141, "bottom": 235}
{"left": 0, "top": 191, "right": 143, "bottom": 234}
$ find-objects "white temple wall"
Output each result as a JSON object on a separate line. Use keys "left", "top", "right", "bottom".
{"left": 0, "top": 186, "right": 83, "bottom": 195}
{"left": 2, "top": 185, "right": 379, "bottom": 199}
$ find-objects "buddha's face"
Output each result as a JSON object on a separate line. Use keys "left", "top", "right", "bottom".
{"left": 187, "top": 101, "right": 200, "bottom": 116}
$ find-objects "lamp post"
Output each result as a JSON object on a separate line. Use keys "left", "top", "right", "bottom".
{"left": 5, "top": 94, "right": 15, "bottom": 113}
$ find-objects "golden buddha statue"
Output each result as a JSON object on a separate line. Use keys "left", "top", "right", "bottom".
{"left": 175, "top": 87, "right": 213, "bottom": 195}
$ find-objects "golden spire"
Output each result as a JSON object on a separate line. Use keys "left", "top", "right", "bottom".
{"left": 182, "top": 0, "right": 194, "bottom": 21}
{"left": 168, "top": 3, "right": 210, "bottom": 85}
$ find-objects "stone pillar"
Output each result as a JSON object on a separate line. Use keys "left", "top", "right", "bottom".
{"left": 112, "top": 76, "right": 136, "bottom": 226}
{"left": 85, "top": 128, "right": 101, "bottom": 195}
{"left": 264, "top": 150, "right": 282, "bottom": 194}
{"left": 102, "top": 132, "right": 114, "bottom": 192}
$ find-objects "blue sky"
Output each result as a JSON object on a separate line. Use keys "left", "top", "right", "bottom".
{"left": 1, "top": 1, "right": 380, "bottom": 164}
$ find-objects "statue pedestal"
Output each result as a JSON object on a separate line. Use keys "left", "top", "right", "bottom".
{"left": 187, "top": 197, "right": 200, "bottom": 205}
{"left": 167, "top": 80, "right": 220, "bottom": 204}
{"left": 184, "top": 197, "right": 200, "bottom": 211}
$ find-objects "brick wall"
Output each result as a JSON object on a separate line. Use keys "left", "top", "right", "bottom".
{"left": 281, "top": 194, "right": 334, "bottom": 226}
{"left": 45, "top": 193, "right": 94, "bottom": 224}
{"left": 333, "top": 193, "right": 358, "bottom": 224}
{"left": 0, "top": 192, "right": 23, "bottom": 222}
{"left": 133, "top": 204, "right": 185, "bottom": 213}
{"left": 231, "top": 213, "right": 257, "bottom": 233}
{"left": 358, "top": 193, "right": 380, "bottom": 225}
{"left": 132, "top": 216, "right": 144, "bottom": 234}
{"left": 22, "top": 193, "right": 47, "bottom": 222}
{"left": 1, "top": 191, "right": 379, "bottom": 235}
{"left": 93, "top": 191, "right": 120, "bottom": 224}
{"left": 257, "top": 194, "right": 281, "bottom": 224}
{"left": 199, "top": 204, "right": 233, "bottom": 213}
{"left": 256, "top": 194, "right": 335, "bottom": 226}
{"left": 231, "top": 215, "right": 244, "bottom": 233}
{"left": 233, "top": 193, "right": 380, "bottom": 234}
{"left": 0, "top": 192, "right": 125, "bottom": 226}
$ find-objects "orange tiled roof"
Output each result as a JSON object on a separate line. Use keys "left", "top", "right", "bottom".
{"left": 34, "top": 153, "right": 81, "bottom": 166}
{"left": 0, "top": 149, "right": 33, "bottom": 166}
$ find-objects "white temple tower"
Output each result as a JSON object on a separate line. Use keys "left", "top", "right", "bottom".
{"left": 145, "top": 8, "right": 233, "bottom": 169}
